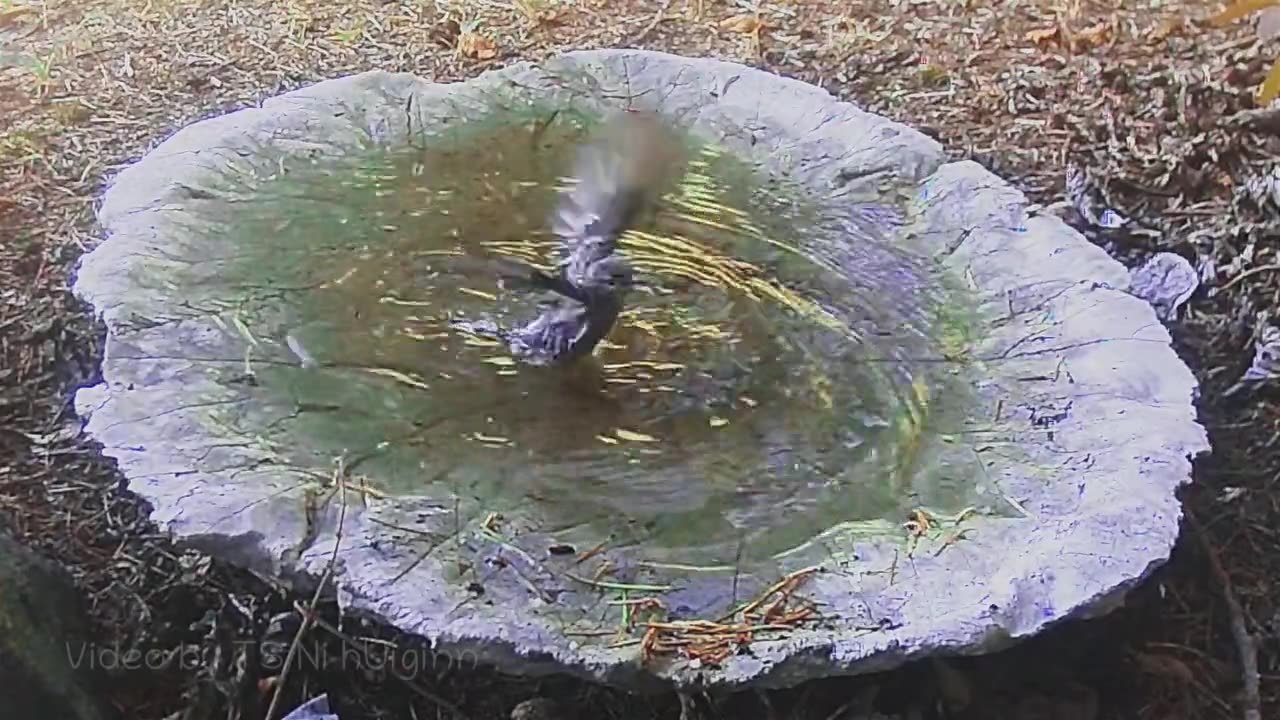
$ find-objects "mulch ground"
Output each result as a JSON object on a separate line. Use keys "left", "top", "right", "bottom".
{"left": 2, "top": 1, "right": 1279, "bottom": 718}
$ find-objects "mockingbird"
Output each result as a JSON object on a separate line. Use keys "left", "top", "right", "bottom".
{"left": 450, "top": 110, "right": 686, "bottom": 366}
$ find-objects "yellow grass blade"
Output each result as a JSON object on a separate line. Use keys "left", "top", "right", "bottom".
{"left": 1257, "top": 57, "right": 1280, "bottom": 105}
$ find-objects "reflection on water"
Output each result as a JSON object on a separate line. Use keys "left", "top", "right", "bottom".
{"left": 198, "top": 111, "right": 982, "bottom": 565}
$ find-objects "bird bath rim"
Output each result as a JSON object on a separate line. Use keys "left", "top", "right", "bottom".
{"left": 72, "top": 49, "right": 1208, "bottom": 690}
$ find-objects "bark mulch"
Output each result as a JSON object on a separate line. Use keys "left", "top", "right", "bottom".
{"left": 2, "top": 1, "right": 1278, "bottom": 718}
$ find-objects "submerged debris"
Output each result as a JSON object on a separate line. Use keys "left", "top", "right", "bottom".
{"left": 285, "top": 332, "right": 320, "bottom": 369}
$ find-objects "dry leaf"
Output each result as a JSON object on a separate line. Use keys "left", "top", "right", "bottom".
{"left": 1025, "top": 25, "right": 1059, "bottom": 45}
{"left": 515, "top": 0, "right": 560, "bottom": 26}
{"left": 1076, "top": 21, "right": 1109, "bottom": 48}
{"left": 1149, "top": 17, "right": 1186, "bottom": 42}
{"left": 431, "top": 19, "right": 462, "bottom": 48}
{"left": 1211, "top": 0, "right": 1280, "bottom": 27}
{"left": 720, "top": 14, "right": 763, "bottom": 34}
{"left": 920, "top": 64, "right": 949, "bottom": 86}
{"left": 458, "top": 30, "right": 498, "bottom": 60}
{"left": 0, "top": 6, "right": 39, "bottom": 26}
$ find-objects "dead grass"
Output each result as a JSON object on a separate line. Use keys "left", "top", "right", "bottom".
{"left": 3, "top": 0, "right": 1280, "bottom": 718}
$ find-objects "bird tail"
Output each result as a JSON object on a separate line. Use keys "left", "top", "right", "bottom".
{"left": 448, "top": 316, "right": 508, "bottom": 343}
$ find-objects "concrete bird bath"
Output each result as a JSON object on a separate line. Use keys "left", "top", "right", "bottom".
{"left": 73, "top": 50, "right": 1208, "bottom": 689}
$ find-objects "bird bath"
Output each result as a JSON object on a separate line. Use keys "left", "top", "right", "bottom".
{"left": 74, "top": 50, "right": 1208, "bottom": 689}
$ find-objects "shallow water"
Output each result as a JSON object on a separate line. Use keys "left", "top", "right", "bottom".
{"left": 190, "top": 111, "right": 985, "bottom": 565}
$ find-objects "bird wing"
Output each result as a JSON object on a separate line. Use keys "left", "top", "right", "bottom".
{"left": 550, "top": 111, "right": 686, "bottom": 288}
{"left": 485, "top": 255, "right": 588, "bottom": 302}
{"left": 508, "top": 302, "right": 593, "bottom": 364}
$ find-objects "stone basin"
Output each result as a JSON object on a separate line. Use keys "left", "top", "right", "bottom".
{"left": 72, "top": 49, "right": 1209, "bottom": 690}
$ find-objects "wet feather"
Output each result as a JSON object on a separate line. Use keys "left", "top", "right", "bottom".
{"left": 451, "top": 111, "right": 686, "bottom": 366}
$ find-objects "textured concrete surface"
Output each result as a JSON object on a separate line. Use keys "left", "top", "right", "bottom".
{"left": 73, "top": 49, "right": 1209, "bottom": 690}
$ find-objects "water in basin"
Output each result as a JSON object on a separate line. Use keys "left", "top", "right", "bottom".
{"left": 184, "top": 110, "right": 985, "bottom": 567}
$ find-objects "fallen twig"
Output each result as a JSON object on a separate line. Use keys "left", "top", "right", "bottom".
{"left": 303, "top": 609, "right": 471, "bottom": 720}
{"left": 264, "top": 459, "right": 350, "bottom": 720}
{"left": 640, "top": 566, "right": 821, "bottom": 665}
{"left": 563, "top": 571, "right": 672, "bottom": 592}
{"left": 625, "top": 0, "right": 672, "bottom": 46}
{"left": 1217, "top": 263, "right": 1280, "bottom": 294}
{"left": 1225, "top": 106, "right": 1280, "bottom": 135}
{"left": 1189, "top": 510, "right": 1261, "bottom": 720}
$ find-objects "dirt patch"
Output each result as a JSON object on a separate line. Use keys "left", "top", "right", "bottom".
{"left": 2, "top": 0, "right": 1278, "bottom": 718}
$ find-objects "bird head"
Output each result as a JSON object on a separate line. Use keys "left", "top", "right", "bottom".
{"left": 583, "top": 256, "right": 635, "bottom": 295}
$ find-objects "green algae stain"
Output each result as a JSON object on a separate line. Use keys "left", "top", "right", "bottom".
{"left": 169, "top": 104, "right": 997, "bottom": 566}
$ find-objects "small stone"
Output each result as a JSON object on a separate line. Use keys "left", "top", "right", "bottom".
{"left": 1128, "top": 252, "right": 1198, "bottom": 321}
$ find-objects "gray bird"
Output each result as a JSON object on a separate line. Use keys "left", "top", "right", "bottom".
{"left": 451, "top": 111, "right": 686, "bottom": 367}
